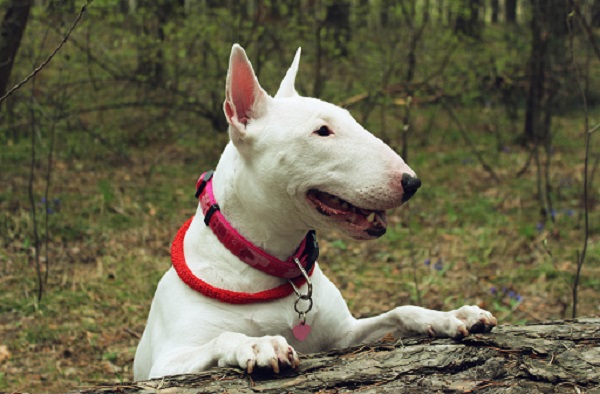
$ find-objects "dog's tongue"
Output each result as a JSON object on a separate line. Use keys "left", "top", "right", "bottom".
{"left": 308, "top": 190, "right": 352, "bottom": 215}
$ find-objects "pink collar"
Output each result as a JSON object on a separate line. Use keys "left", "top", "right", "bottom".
{"left": 194, "top": 171, "right": 318, "bottom": 279}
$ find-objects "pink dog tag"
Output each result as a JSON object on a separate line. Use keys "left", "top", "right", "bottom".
{"left": 292, "top": 323, "right": 311, "bottom": 341}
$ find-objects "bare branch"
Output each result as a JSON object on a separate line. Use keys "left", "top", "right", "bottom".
{"left": 0, "top": 1, "right": 91, "bottom": 105}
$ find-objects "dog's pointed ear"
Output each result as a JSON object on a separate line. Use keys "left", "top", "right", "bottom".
{"left": 275, "top": 48, "right": 301, "bottom": 99}
{"left": 224, "top": 44, "right": 269, "bottom": 144}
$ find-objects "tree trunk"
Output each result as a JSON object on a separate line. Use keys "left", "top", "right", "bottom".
{"left": 523, "top": 0, "right": 568, "bottom": 144}
{"left": 593, "top": 0, "right": 600, "bottom": 28}
{"left": 324, "top": 1, "right": 350, "bottom": 57}
{"left": 436, "top": 0, "right": 444, "bottom": 23}
{"left": 523, "top": 0, "right": 546, "bottom": 144}
{"left": 0, "top": 0, "right": 34, "bottom": 98}
{"left": 454, "top": 0, "right": 482, "bottom": 39}
{"left": 490, "top": 0, "right": 499, "bottom": 23}
{"left": 380, "top": 0, "right": 390, "bottom": 27}
{"left": 64, "top": 318, "right": 600, "bottom": 393}
{"left": 505, "top": 0, "right": 517, "bottom": 24}
{"left": 135, "top": 0, "right": 181, "bottom": 88}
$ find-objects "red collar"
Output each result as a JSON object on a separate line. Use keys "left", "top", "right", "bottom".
{"left": 171, "top": 217, "right": 315, "bottom": 304}
{"left": 169, "top": 171, "right": 318, "bottom": 304}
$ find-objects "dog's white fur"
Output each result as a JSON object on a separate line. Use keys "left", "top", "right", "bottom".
{"left": 133, "top": 44, "right": 496, "bottom": 380}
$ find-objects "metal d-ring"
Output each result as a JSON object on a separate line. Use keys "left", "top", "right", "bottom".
{"left": 294, "top": 295, "right": 313, "bottom": 314}
{"left": 289, "top": 258, "right": 314, "bottom": 324}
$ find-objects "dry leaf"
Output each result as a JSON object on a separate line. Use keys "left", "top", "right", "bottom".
{"left": 0, "top": 345, "right": 11, "bottom": 362}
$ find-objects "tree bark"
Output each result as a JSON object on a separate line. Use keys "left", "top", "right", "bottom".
{"left": 65, "top": 318, "right": 600, "bottom": 393}
{"left": 0, "top": 0, "right": 34, "bottom": 98}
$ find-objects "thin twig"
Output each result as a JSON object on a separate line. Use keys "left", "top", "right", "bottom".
{"left": 516, "top": 147, "right": 535, "bottom": 177}
{"left": 399, "top": 0, "right": 430, "bottom": 161}
{"left": 568, "top": 0, "right": 600, "bottom": 60}
{"left": 43, "top": 69, "right": 65, "bottom": 284}
{"left": 35, "top": 9, "right": 53, "bottom": 286}
{"left": 567, "top": 5, "right": 591, "bottom": 319}
{"left": 28, "top": 78, "right": 42, "bottom": 302}
{"left": 43, "top": 124, "right": 54, "bottom": 285}
{"left": 0, "top": 1, "right": 91, "bottom": 105}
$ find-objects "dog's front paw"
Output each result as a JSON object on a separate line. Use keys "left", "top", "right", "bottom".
{"left": 227, "top": 335, "right": 300, "bottom": 374}
{"left": 428, "top": 305, "right": 497, "bottom": 339}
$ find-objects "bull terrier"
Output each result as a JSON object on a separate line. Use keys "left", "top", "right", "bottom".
{"left": 133, "top": 44, "right": 496, "bottom": 380}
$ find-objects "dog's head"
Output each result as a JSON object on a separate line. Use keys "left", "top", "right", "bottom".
{"left": 222, "top": 44, "right": 420, "bottom": 241}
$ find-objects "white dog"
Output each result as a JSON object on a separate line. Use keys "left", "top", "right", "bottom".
{"left": 133, "top": 44, "right": 497, "bottom": 380}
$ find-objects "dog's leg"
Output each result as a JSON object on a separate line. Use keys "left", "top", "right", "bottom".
{"left": 148, "top": 332, "right": 299, "bottom": 379}
{"left": 337, "top": 305, "right": 497, "bottom": 347}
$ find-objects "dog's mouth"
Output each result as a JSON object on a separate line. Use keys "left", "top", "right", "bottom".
{"left": 306, "top": 189, "right": 387, "bottom": 239}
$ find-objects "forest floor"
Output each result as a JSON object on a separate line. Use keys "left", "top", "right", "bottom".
{"left": 1, "top": 108, "right": 598, "bottom": 393}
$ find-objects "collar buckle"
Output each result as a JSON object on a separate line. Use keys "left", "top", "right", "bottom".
{"left": 195, "top": 170, "right": 214, "bottom": 198}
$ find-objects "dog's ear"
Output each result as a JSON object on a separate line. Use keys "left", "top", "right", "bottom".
{"left": 275, "top": 48, "right": 301, "bottom": 99}
{"left": 224, "top": 44, "right": 269, "bottom": 144}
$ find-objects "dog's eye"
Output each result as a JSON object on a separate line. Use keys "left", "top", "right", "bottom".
{"left": 314, "top": 126, "right": 333, "bottom": 137}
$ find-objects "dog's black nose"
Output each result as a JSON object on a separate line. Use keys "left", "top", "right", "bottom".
{"left": 401, "top": 173, "right": 421, "bottom": 203}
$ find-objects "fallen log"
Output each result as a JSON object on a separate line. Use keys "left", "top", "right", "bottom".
{"left": 68, "top": 318, "right": 600, "bottom": 393}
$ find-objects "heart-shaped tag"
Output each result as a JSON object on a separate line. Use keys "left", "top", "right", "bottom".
{"left": 292, "top": 323, "right": 311, "bottom": 341}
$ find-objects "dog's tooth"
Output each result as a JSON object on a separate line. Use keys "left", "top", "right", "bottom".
{"left": 367, "top": 212, "right": 376, "bottom": 223}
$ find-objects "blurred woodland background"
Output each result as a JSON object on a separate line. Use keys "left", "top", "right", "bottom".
{"left": 0, "top": 0, "right": 599, "bottom": 392}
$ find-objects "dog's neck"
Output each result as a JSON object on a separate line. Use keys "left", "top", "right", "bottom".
{"left": 210, "top": 143, "right": 310, "bottom": 260}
